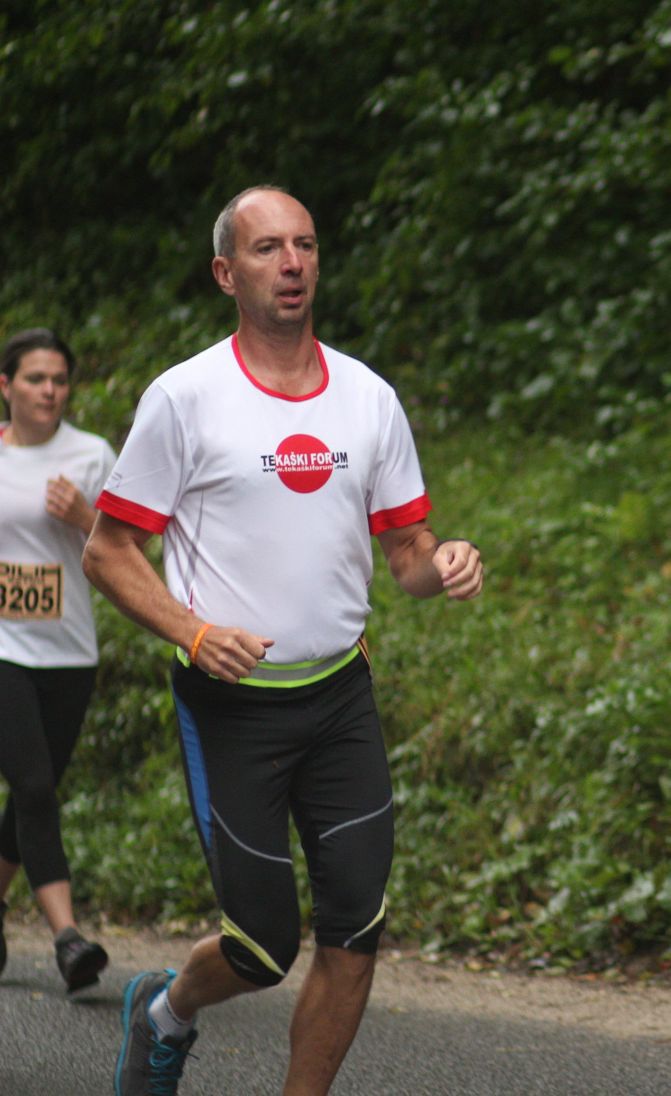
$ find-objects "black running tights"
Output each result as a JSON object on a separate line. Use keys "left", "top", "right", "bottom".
{"left": 0, "top": 660, "right": 96, "bottom": 889}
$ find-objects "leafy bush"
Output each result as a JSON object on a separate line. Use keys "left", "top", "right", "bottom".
{"left": 4, "top": 1, "right": 671, "bottom": 429}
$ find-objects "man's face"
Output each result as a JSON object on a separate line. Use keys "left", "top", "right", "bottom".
{"left": 213, "top": 191, "right": 319, "bottom": 333}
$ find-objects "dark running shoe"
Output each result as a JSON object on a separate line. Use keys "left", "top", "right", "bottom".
{"left": 0, "top": 900, "right": 7, "bottom": 976}
{"left": 55, "top": 926, "right": 108, "bottom": 993}
{"left": 114, "top": 969, "right": 197, "bottom": 1095}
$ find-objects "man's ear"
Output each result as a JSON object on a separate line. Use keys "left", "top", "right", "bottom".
{"left": 212, "top": 255, "right": 236, "bottom": 297}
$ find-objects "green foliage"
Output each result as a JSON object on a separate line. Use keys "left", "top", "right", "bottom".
{"left": 343, "top": 0, "right": 671, "bottom": 429}
{"left": 0, "top": 0, "right": 400, "bottom": 343}
{"left": 3, "top": 0, "right": 671, "bottom": 966}
{"left": 370, "top": 416, "right": 671, "bottom": 962}
{"left": 63, "top": 759, "right": 211, "bottom": 921}
{"left": 4, "top": 1, "right": 671, "bottom": 432}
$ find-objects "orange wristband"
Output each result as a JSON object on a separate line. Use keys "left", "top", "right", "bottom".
{"left": 189, "top": 622, "right": 213, "bottom": 663}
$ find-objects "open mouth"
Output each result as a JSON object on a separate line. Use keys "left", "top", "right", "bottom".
{"left": 277, "top": 287, "right": 304, "bottom": 302}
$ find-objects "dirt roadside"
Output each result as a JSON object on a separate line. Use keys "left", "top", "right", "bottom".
{"left": 6, "top": 917, "right": 671, "bottom": 1042}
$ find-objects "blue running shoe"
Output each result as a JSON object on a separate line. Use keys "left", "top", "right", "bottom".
{"left": 114, "top": 969, "right": 197, "bottom": 1095}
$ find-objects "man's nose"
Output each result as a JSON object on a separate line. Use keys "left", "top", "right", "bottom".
{"left": 280, "top": 245, "right": 302, "bottom": 271}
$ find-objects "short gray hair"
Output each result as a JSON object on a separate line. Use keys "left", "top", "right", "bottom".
{"left": 212, "top": 185, "right": 288, "bottom": 257}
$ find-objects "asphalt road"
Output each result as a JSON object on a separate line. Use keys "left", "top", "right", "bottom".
{"left": 1, "top": 941, "right": 670, "bottom": 1095}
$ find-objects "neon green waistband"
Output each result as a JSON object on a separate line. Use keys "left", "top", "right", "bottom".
{"left": 175, "top": 642, "right": 360, "bottom": 688}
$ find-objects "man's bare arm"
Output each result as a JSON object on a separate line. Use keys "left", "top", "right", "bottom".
{"left": 83, "top": 512, "right": 273, "bottom": 683}
{"left": 377, "top": 522, "right": 483, "bottom": 601}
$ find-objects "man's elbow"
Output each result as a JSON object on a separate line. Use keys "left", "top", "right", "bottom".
{"left": 81, "top": 541, "right": 95, "bottom": 584}
{"left": 81, "top": 534, "right": 105, "bottom": 589}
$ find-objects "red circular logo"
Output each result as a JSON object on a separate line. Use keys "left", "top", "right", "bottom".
{"left": 275, "top": 434, "right": 333, "bottom": 493}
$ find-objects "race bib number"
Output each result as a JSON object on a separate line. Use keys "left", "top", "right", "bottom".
{"left": 0, "top": 562, "right": 63, "bottom": 620}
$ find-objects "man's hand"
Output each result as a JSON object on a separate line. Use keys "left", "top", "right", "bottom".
{"left": 432, "top": 539, "right": 483, "bottom": 601}
{"left": 378, "top": 522, "right": 483, "bottom": 600}
{"left": 46, "top": 475, "right": 95, "bottom": 533}
{"left": 192, "top": 625, "right": 275, "bottom": 684}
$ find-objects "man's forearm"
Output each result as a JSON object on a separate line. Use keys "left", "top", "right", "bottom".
{"left": 382, "top": 526, "right": 445, "bottom": 598}
{"left": 82, "top": 524, "right": 201, "bottom": 651}
{"left": 379, "top": 523, "right": 482, "bottom": 602}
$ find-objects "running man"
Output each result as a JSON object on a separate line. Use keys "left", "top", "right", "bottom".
{"left": 82, "top": 185, "right": 483, "bottom": 1095}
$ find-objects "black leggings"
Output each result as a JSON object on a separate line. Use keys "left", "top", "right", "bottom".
{"left": 172, "top": 652, "right": 394, "bottom": 987}
{"left": 0, "top": 660, "right": 96, "bottom": 889}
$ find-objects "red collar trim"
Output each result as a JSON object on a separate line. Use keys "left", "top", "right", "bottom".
{"left": 232, "top": 334, "right": 329, "bottom": 401}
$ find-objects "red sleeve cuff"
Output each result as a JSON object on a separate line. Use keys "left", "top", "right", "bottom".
{"left": 368, "top": 492, "right": 432, "bottom": 535}
{"left": 96, "top": 490, "right": 170, "bottom": 535}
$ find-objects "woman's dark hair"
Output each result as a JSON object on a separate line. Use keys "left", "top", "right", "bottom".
{"left": 0, "top": 327, "right": 76, "bottom": 381}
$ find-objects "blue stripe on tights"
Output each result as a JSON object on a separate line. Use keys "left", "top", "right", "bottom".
{"left": 172, "top": 692, "right": 212, "bottom": 851}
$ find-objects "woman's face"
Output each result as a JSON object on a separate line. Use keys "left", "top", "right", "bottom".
{"left": 0, "top": 349, "right": 70, "bottom": 439}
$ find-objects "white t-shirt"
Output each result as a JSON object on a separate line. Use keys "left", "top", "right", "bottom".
{"left": 97, "top": 336, "right": 431, "bottom": 663}
{"left": 0, "top": 421, "right": 117, "bottom": 667}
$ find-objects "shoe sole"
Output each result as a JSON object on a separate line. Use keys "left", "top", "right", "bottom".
{"left": 65, "top": 944, "right": 108, "bottom": 993}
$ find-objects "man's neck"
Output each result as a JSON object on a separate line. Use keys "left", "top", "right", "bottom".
{"left": 235, "top": 324, "right": 322, "bottom": 397}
